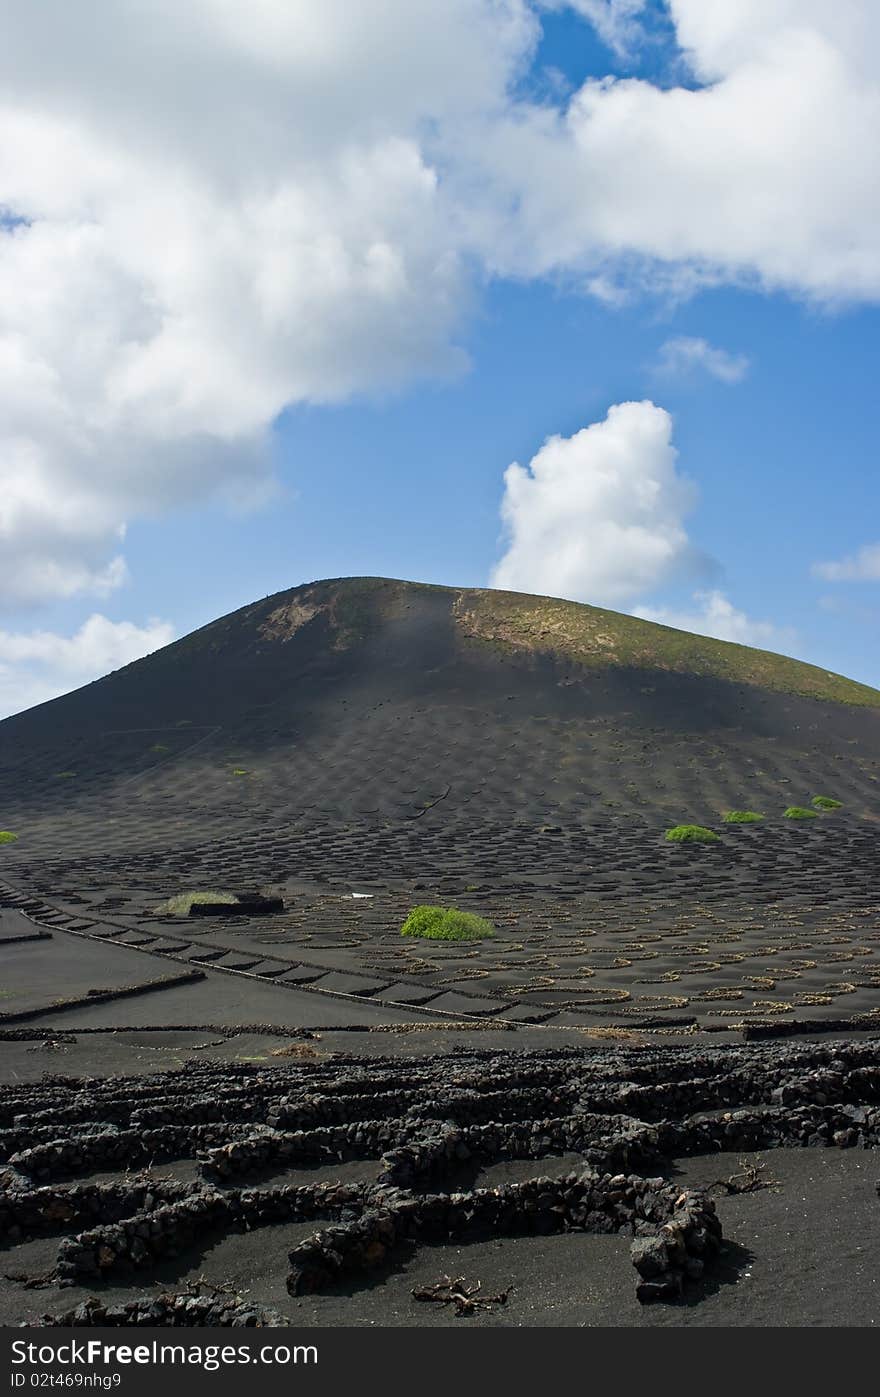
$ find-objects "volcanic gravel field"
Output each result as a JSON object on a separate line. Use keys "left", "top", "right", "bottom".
{"left": 0, "top": 579, "right": 878, "bottom": 1325}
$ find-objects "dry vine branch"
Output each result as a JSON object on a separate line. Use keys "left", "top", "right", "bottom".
{"left": 412, "top": 1274, "right": 513, "bottom": 1316}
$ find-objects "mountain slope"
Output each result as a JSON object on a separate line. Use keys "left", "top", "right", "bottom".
{"left": 1, "top": 577, "right": 878, "bottom": 857}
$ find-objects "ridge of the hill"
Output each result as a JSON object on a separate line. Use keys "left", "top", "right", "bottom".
{"left": 1, "top": 576, "right": 878, "bottom": 855}
{"left": 84, "top": 575, "right": 880, "bottom": 709}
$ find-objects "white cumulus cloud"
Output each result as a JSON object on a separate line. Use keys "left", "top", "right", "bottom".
{"left": 493, "top": 401, "right": 792, "bottom": 655}
{"left": 0, "top": 614, "right": 175, "bottom": 718}
{"left": 655, "top": 336, "right": 749, "bottom": 383}
{"left": 812, "top": 543, "right": 880, "bottom": 582}
{"left": 491, "top": 400, "right": 704, "bottom": 605}
{"left": 1, "top": 0, "right": 879, "bottom": 613}
{"left": 633, "top": 589, "right": 794, "bottom": 649}
{"left": 461, "top": 2, "right": 880, "bottom": 300}
{"left": 0, "top": 0, "right": 536, "bottom": 605}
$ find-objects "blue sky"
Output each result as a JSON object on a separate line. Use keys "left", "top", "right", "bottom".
{"left": 1, "top": 1, "right": 879, "bottom": 713}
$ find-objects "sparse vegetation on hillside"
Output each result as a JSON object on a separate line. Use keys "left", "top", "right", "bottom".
{"left": 783, "top": 806, "right": 819, "bottom": 820}
{"left": 665, "top": 824, "right": 721, "bottom": 843}
{"left": 453, "top": 587, "right": 880, "bottom": 708}
{"left": 723, "top": 811, "right": 764, "bottom": 823}
{"left": 401, "top": 905, "right": 495, "bottom": 941}
{"left": 811, "top": 795, "right": 843, "bottom": 810}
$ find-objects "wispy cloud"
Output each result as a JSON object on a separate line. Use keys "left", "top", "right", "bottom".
{"left": 655, "top": 336, "right": 750, "bottom": 384}
{"left": 633, "top": 590, "right": 795, "bottom": 650}
{"left": 812, "top": 543, "right": 880, "bottom": 583}
{"left": 538, "top": 2, "right": 649, "bottom": 59}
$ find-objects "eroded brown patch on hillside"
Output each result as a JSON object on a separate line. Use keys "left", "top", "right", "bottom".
{"left": 259, "top": 597, "right": 323, "bottom": 642}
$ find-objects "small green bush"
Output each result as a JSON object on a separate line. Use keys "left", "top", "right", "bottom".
{"left": 155, "top": 890, "right": 239, "bottom": 916}
{"left": 400, "top": 905, "right": 495, "bottom": 941}
{"left": 811, "top": 795, "right": 843, "bottom": 810}
{"left": 723, "top": 811, "right": 764, "bottom": 823}
{"left": 783, "top": 806, "right": 818, "bottom": 820}
{"left": 665, "top": 824, "right": 720, "bottom": 843}
{"left": 0, "top": 831, "right": 18, "bottom": 844}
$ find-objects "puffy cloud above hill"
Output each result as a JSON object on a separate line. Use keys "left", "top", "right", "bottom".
{"left": 492, "top": 397, "right": 790, "bottom": 651}
{"left": 492, "top": 400, "right": 702, "bottom": 604}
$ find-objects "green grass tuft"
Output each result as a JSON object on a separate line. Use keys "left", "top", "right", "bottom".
{"left": 811, "top": 795, "right": 843, "bottom": 810}
{"left": 0, "top": 831, "right": 18, "bottom": 844}
{"left": 231, "top": 768, "right": 249, "bottom": 776}
{"left": 723, "top": 810, "right": 764, "bottom": 823}
{"left": 154, "top": 890, "right": 239, "bottom": 916}
{"left": 665, "top": 824, "right": 720, "bottom": 843}
{"left": 783, "top": 806, "right": 819, "bottom": 820}
{"left": 400, "top": 905, "right": 495, "bottom": 941}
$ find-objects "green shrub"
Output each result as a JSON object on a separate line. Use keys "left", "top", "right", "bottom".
{"left": 723, "top": 810, "right": 764, "bottom": 823}
{"left": 154, "top": 890, "right": 239, "bottom": 916}
{"left": 811, "top": 795, "right": 843, "bottom": 810}
{"left": 0, "top": 831, "right": 18, "bottom": 844}
{"left": 400, "top": 905, "right": 495, "bottom": 941}
{"left": 783, "top": 806, "right": 818, "bottom": 820}
{"left": 665, "top": 824, "right": 720, "bottom": 843}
